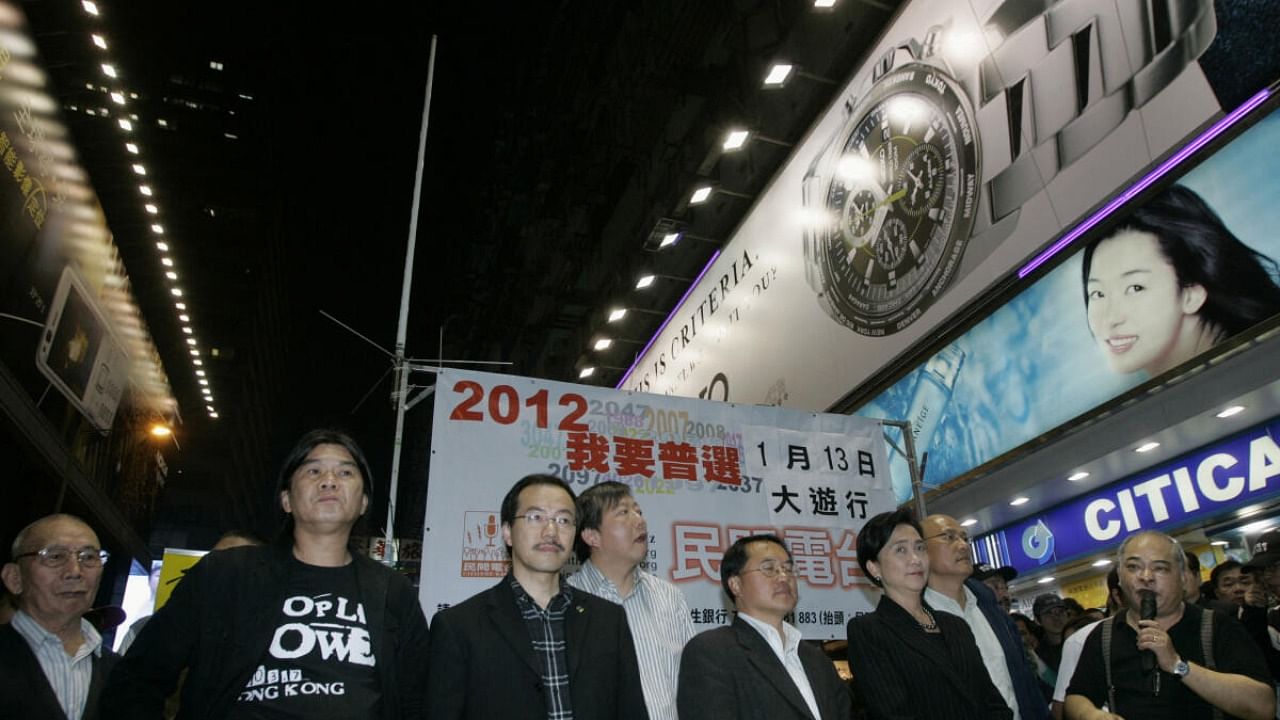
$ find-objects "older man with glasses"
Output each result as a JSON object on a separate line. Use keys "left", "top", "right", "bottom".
{"left": 0, "top": 513, "right": 115, "bottom": 720}
{"left": 923, "top": 514, "right": 1049, "bottom": 720}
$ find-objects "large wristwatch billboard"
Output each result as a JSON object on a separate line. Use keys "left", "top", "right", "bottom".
{"left": 802, "top": 0, "right": 1216, "bottom": 336}
{"left": 619, "top": 0, "right": 1268, "bottom": 419}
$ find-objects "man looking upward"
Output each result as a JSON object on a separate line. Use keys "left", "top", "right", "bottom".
{"left": 922, "top": 514, "right": 1049, "bottom": 720}
{"left": 568, "top": 481, "right": 694, "bottom": 719}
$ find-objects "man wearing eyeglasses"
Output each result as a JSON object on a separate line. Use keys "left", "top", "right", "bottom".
{"left": 0, "top": 513, "right": 115, "bottom": 720}
{"left": 922, "top": 514, "right": 1049, "bottom": 720}
{"left": 427, "top": 473, "right": 649, "bottom": 720}
{"left": 677, "top": 534, "right": 851, "bottom": 719}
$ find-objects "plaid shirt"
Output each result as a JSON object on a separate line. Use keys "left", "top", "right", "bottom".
{"left": 511, "top": 575, "right": 575, "bottom": 720}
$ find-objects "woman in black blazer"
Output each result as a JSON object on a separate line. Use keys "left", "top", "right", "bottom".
{"left": 846, "top": 508, "right": 1012, "bottom": 720}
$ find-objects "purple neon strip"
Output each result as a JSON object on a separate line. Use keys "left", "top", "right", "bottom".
{"left": 1017, "top": 88, "right": 1273, "bottom": 279}
{"left": 615, "top": 249, "right": 722, "bottom": 389}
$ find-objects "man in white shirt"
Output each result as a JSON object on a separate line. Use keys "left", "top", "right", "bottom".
{"left": 923, "top": 514, "right": 1050, "bottom": 720}
{"left": 0, "top": 513, "right": 115, "bottom": 720}
{"left": 677, "top": 534, "right": 851, "bottom": 720}
{"left": 569, "top": 481, "right": 695, "bottom": 720}
{"left": 1050, "top": 567, "right": 1120, "bottom": 720}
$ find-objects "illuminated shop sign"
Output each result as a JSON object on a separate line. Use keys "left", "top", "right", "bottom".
{"left": 973, "top": 419, "right": 1280, "bottom": 574}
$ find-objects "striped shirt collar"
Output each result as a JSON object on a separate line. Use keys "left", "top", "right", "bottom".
{"left": 11, "top": 609, "right": 102, "bottom": 659}
{"left": 572, "top": 559, "right": 644, "bottom": 602}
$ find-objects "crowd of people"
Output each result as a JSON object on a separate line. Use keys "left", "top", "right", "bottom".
{"left": 2, "top": 428, "right": 1279, "bottom": 719}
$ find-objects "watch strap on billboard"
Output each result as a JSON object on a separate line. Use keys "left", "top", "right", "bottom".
{"left": 980, "top": 0, "right": 1218, "bottom": 220}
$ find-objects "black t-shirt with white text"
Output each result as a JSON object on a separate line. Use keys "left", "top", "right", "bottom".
{"left": 1067, "top": 603, "right": 1269, "bottom": 720}
{"left": 228, "top": 558, "right": 380, "bottom": 719}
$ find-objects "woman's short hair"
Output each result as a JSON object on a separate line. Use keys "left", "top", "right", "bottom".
{"left": 856, "top": 508, "right": 922, "bottom": 587}
{"left": 1082, "top": 184, "right": 1280, "bottom": 338}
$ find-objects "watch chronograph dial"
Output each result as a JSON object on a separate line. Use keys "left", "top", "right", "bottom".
{"left": 804, "top": 63, "right": 979, "bottom": 336}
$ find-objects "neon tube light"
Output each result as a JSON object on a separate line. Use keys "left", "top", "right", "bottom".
{"left": 1018, "top": 88, "right": 1272, "bottom": 279}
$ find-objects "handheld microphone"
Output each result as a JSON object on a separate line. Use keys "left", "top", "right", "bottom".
{"left": 1139, "top": 590, "right": 1158, "bottom": 673}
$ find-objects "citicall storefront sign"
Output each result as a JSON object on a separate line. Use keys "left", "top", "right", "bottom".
{"left": 973, "top": 418, "right": 1280, "bottom": 575}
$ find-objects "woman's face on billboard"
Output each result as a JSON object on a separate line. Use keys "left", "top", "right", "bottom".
{"left": 1085, "top": 230, "right": 1208, "bottom": 376}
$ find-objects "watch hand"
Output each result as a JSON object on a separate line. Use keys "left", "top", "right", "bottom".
{"left": 852, "top": 187, "right": 906, "bottom": 223}
{"left": 848, "top": 187, "right": 908, "bottom": 249}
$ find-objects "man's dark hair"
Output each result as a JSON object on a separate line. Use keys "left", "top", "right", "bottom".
{"left": 277, "top": 429, "right": 373, "bottom": 498}
{"left": 856, "top": 508, "right": 922, "bottom": 587}
{"left": 1184, "top": 550, "right": 1201, "bottom": 575}
{"left": 1010, "top": 612, "right": 1044, "bottom": 643}
{"left": 1061, "top": 614, "right": 1098, "bottom": 641}
{"left": 1106, "top": 566, "right": 1121, "bottom": 592}
{"left": 500, "top": 474, "right": 577, "bottom": 528}
{"left": 276, "top": 429, "right": 373, "bottom": 540}
{"left": 1210, "top": 559, "right": 1243, "bottom": 593}
{"left": 720, "top": 534, "right": 790, "bottom": 604}
{"left": 1062, "top": 597, "right": 1085, "bottom": 618}
{"left": 574, "top": 481, "right": 633, "bottom": 563}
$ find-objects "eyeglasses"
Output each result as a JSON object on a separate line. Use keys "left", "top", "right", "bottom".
{"left": 743, "top": 561, "right": 797, "bottom": 579}
{"left": 925, "top": 529, "right": 971, "bottom": 545}
{"left": 514, "top": 512, "right": 576, "bottom": 530}
{"left": 14, "top": 546, "right": 109, "bottom": 569}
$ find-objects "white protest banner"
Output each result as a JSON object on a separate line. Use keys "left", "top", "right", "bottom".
{"left": 420, "top": 368, "right": 896, "bottom": 639}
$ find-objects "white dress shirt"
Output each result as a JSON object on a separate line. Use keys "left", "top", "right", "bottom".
{"left": 1052, "top": 618, "right": 1102, "bottom": 702}
{"left": 737, "top": 611, "right": 824, "bottom": 720}
{"left": 926, "top": 585, "right": 1021, "bottom": 720}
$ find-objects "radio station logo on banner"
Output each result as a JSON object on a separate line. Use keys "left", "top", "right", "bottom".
{"left": 459, "top": 511, "right": 508, "bottom": 578}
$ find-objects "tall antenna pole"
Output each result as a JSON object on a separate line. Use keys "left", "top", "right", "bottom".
{"left": 384, "top": 34, "right": 438, "bottom": 561}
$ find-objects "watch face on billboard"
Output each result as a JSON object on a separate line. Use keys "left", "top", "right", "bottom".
{"left": 35, "top": 266, "right": 129, "bottom": 432}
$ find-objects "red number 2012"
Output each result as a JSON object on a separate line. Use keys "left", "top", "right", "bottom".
{"left": 448, "top": 381, "right": 588, "bottom": 431}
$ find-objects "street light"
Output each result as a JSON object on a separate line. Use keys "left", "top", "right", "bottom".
{"left": 606, "top": 307, "right": 668, "bottom": 323}
{"left": 635, "top": 272, "right": 692, "bottom": 290}
{"left": 761, "top": 62, "right": 836, "bottom": 89}
{"left": 578, "top": 364, "right": 628, "bottom": 380}
{"left": 644, "top": 217, "right": 724, "bottom": 250}
{"left": 688, "top": 184, "right": 752, "bottom": 206}
{"left": 593, "top": 336, "right": 643, "bottom": 352}
{"left": 720, "top": 128, "right": 792, "bottom": 152}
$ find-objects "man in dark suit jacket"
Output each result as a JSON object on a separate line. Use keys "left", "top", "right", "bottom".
{"left": 678, "top": 534, "right": 851, "bottom": 720}
{"left": 427, "top": 474, "right": 648, "bottom": 720}
{"left": 924, "top": 514, "right": 1050, "bottom": 720}
{"left": 0, "top": 513, "right": 115, "bottom": 720}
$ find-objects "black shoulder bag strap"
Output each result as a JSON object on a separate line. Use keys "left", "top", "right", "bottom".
{"left": 1102, "top": 610, "right": 1124, "bottom": 715}
{"left": 1200, "top": 608, "right": 1222, "bottom": 720}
